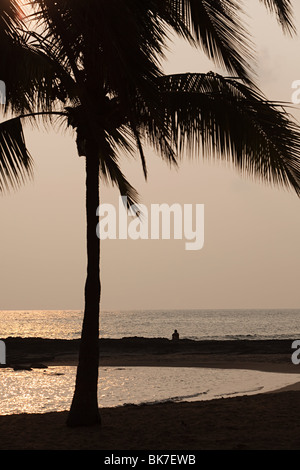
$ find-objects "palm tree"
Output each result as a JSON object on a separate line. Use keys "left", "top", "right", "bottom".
{"left": 0, "top": 0, "right": 34, "bottom": 191}
{"left": 0, "top": 0, "right": 299, "bottom": 427}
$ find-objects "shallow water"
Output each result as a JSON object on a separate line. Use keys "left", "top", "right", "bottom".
{"left": 0, "top": 366, "right": 299, "bottom": 416}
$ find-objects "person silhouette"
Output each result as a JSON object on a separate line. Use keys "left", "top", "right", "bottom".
{"left": 172, "top": 329, "right": 179, "bottom": 341}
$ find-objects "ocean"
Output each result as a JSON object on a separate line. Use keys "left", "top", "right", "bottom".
{"left": 1, "top": 308, "right": 300, "bottom": 341}
{"left": 1, "top": 309, "right": 300, "bottom": 416}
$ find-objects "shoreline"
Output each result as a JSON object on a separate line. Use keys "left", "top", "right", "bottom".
{"left": 2, "top": 337, "right": 300, "bottom": 449}
{"left": 3, "top": 336, "right": 299, "bottom": 374}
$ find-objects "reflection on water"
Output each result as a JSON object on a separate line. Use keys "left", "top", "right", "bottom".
{"left": 0, "top": 366, "right": 299, "bottom": 416}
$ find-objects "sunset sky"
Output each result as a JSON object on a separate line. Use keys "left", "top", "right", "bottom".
{"left": 0, "top": 1, "right": 299, "bottom": 311}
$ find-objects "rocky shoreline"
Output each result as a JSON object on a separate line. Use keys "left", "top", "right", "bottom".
{"left": 1, "top": 336, "right": 296, "bottom": 370}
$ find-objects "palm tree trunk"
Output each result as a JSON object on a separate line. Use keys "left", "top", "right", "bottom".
{"left": 67, "top": 139, "right": 101, "bottom": 427}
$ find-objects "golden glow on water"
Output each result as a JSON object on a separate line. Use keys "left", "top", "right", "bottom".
{"left": 0, "top": 310, "right": 83, "bottom": 339}
{"left": 0, "top": 367, "right": 72, "bottom": 415}
{"left": 0, "top": 366, "right": 299, "bottom": 416}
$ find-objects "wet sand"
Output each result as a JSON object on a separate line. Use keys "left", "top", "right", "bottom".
{"left": 1, "top": 337, "right": 300, "bottom": 450}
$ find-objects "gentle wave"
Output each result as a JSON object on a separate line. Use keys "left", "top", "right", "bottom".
{"left": 136, "top": 390, "right": 210, "bottom": 406}
{"left": 215, "top": 386, "right": 264, "bottom": 398}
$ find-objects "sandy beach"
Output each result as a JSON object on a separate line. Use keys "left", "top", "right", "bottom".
{"left": 1, "top": 337, "right": 300, "bottom": 450}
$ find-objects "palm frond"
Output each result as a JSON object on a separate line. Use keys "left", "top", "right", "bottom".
{"left": 163, "top": 0, "right": 256, "bottom": 85}
{"left": 32, "top": 0, "right": 166, "bottom": 102}
{"left": 132, "top": 125, "right": 148, "bottom": 180}
{"left": 259, "top": 0, "right": 296, "bottom": 34}
{"left": 65, "top": 103, "right": 139, "bottom": 206}
{"left": 0, "top": 22, "right": 71, "bottom": 116}
{"left": 99, "top": 145, "right": 140, "bottom": 208}
{"left": 0, "top": 117, "right": 33, "bottom": 192}
{"left": 157, "top": 72, "right": 300, "bottom": 196}
{"left": 133, "top": 86, "right": 178, "bottom": 169}
{"left": 0, "top": 0, "right": 24, "bottom": 38}
{"left": 1, "top": 39, "right": 58, "bottom": 115}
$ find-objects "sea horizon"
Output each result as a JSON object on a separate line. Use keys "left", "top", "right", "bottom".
{"left": 1, "top": 308, "right": 300, "bottom": 342}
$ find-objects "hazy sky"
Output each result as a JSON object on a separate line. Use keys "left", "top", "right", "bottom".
{"left": 0, "top": 1, "right": 300, "bottom": 311}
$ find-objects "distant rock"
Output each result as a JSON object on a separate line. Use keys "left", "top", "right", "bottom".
{"left": 13, "top": 365, "right": 32, "bottom": 371}
{"left": 30, "top": 363, "right": 48, "bottom": 369}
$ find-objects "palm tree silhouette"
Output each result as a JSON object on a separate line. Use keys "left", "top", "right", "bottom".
{"left": 0, "top": 0, "right": 300, "bottom": 426}
{"left": 0, "top": 0, "right": 34, "bottom": 190}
